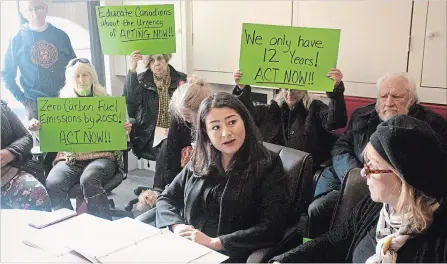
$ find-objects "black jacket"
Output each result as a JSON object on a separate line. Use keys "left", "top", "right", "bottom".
{"left": 314, "top": 103, "right": 447, "bottom": 197}
{"left": 156, "top": 150, "right": 288, "bottom": 262}
{"left": 123, "top": 65, "right": 187, "bottom": 159}
{"left": 153, "top": 116, "right": 193, "bottom": 192}
{"left": 1, "top": 101, "right": 44, "bottom": 183}
{"left": 271, "top": 197, "right": 447, "bottom": 263}
{"left": 233, "top": 83, "right": 347, "bottom": 166}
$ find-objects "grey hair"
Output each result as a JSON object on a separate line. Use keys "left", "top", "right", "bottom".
{"left": 169, "top": 75, "right": 213, "bottom": 121}
{"left": 376, "top": 72, "right": 419, "bottom": 105}
{"left": 142, "top": 54, "right": 172, "bottom": 68}
{"left": 274, "top": 89, "right": 314, "bottom": 110}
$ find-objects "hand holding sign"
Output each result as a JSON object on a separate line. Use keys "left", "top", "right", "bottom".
{"left": 233, "top": 69, "right": 245, "bottom": 89}
{"left": 327, "top": 68, "right": 343, "bottom": 88}
{"left": 28, "top": 118, "right": 41, "bottom": 132}
{"left": 130, "top": 50, "right": 143, "bottom": 72}
{"left": 124, "top": 121, "right": 132, "bottom": 136}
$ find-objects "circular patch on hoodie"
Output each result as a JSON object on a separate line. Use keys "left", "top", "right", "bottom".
{"left": 30, "top": 40, "right": 58, "bottom": 69}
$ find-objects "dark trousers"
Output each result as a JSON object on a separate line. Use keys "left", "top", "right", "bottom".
{"left": 307, "top": 190, "right": 340, "bottom": 238}
{"left": 45, "top": 159, "right": 116, "bottom": 219}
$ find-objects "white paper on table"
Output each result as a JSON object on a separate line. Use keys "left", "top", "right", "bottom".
{"left": 22, "top": 213, "right": 110, "bottom": 257}
{"left": 97, "top": 229, "right": 216, "bottom": 263}
{"left": 66, "top": 216, "right": 162, "bottom": 262}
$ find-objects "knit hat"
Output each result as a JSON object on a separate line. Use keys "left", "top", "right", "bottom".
{"left": 370, "top": 115, "right": 447, "bottom": 198}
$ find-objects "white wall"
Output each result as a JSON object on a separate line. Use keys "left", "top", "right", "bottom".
{"left": 189, "top": 0, "right": 446, "bottom": 105}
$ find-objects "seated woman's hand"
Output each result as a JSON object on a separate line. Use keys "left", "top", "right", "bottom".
{"left": 180, "top": 228, "right": 224, "bottom": 251}
{"left": 124, "top": 121, "right": 132, "bottom": 136}
{"left": 27, "top": 118, "right": 41, "bottom": 132}
{"left": 327, "top": 68, "right": 343, "bottom": 88}
{"left": 172, "top": 224, "right": 195, "bottom": 236}
{"left": 0, "top": 149, "right": 15, "bottom": 167}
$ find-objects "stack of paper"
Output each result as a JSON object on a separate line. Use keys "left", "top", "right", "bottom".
{"left": 23, "top": 215, "right": 228, "bottom": 263}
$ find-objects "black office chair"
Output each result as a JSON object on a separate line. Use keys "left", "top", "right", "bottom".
{"left": 246, "top": 142, "right": 313, "bottom": 263}
{"left": 329, "top": 168, "right": 369, "bottom": 230}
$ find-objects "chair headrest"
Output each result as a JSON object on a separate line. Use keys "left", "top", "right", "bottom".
{"left": 263, "top": 142, "right": 312, "bottom": 202}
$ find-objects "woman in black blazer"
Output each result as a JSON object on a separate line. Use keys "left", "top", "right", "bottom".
{"left": 156, "top": 92, "right": 289, "bottom": 262}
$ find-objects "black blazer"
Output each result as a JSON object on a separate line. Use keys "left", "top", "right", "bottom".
{"left": 156, "top": 150, "right": 288, "bottom": 261}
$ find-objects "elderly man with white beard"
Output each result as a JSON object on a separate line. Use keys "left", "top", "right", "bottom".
{"left": 308, "top": 72, "right": 447, "bottom": 238}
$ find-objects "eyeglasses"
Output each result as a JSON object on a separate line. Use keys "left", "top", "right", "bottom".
{"left": 361, "top": 163, "right": 393, "bottom": 178}
{"left": 67, "top": 58, "right": 90, "bottom": 68}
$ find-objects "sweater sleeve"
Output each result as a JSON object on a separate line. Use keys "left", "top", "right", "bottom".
{"left": 155, "top": 166, "right": 190, "bottom": 228}
{"left": 123, "top": 71, "right": 141, "bottom": 118}
{"left": 3, "top": 103, "right": 33, "bottom": 164}
{"left": 65, "top": 33, "right": 77, "bottom": 60}
{"left": 317, "top": 82, "right": 348, "bottom": 131}
{"left": 2, "top": 38, "right": 25, "bottom": 103}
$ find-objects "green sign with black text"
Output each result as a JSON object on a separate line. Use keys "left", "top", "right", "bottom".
{"left": 37, "top": 97, "right": 127, "bottom": 152}
{"left": 96, "top": 4, "right": 176, "bottom": 55}
{"left": 239, "top": 23, "right": 340, "bottom": 91}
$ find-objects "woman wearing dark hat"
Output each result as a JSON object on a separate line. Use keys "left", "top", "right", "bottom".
{"left": 123, "top": 50, "right": 187, "bottom": 160}
{"left": 270, "top": 115, "right": 447, "bottom": 263}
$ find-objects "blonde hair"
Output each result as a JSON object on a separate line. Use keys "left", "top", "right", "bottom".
{"left": 59, "top": 60, "right": 108, "bottom": 98}
{"left": 142, "top": 54, "right": 172, "bottom": 69}
{"left": 169, "top": 75, "right": 213, "bottom": 120}
{"left": 274, "top": 89, "right": 314, "bottom": 109}
{"left": 364, "top": 143, "right": 438, "bottom": 233}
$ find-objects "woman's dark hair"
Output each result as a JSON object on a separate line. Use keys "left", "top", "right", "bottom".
{"left": 191, "top": 92, "right": 271, "bottom": 176}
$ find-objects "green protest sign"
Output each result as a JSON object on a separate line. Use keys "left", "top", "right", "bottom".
{"left": 96, "top": 5, "right": 175, "bottom": 55}
{"left": 239, "top": 23, "right": 340, "bottom": 92}
{"left": 37, "top": 97, "right": 127, "bottom": 152}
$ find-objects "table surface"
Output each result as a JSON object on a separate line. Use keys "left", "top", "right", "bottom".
{"left": 1, "top": 209, "right": 87, "bottom": 263}
{"left": 0, "top": 209, "right": 227, "bottom": 263}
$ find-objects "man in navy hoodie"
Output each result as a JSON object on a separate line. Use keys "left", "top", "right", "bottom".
{"left": 2, "top": 0, "right": 76, "bottom": 120}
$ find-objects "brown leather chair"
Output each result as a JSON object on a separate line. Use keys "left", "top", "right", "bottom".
{"left": 329, "top": 168, "right": 369, "bottom": 230}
